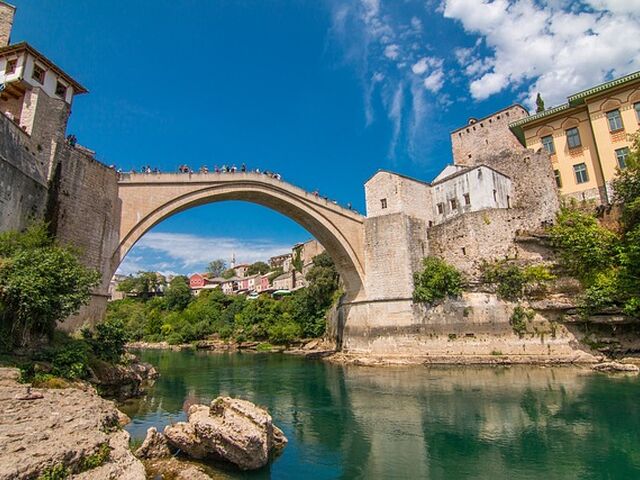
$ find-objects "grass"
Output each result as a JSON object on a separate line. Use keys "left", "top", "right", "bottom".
{"left": 36, "top": 443, "right": 111, "bottom": 480}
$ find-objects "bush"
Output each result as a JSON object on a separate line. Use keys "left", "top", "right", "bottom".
{"left": 90, "top": 318, "right": 128, "bottom": 363}
{"left": 510, "top": 306, "right": 534, "bottom": 338}
{"left": 413, "top": 257, "right": 463, "bottom": 304}
{"left": 51, "top": 341, "right": 90, "bottom": 380}
{"left": 549, "top": 206, "right": 618, "bottom": 283}
{"left": 481, "top": 261, "right": 554, "bottom": 301}
{"left": 0, "top": 223, "right": 100, "bottom": 347}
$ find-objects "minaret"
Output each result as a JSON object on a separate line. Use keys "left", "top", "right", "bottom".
{"left": 230, "top": 253, "right": 236, "bottom": 269}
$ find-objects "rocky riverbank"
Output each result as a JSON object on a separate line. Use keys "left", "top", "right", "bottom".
{"left": 127, "top": 338, "right": 336, "bottom": 357}
{"left": 0, "top": 367, "right": 146, "bottom": 480}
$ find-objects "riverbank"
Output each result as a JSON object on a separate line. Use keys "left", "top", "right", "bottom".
{"left": 127, "top": 338, "right": 336, "bottom": 357}
{"left": 127, "top": 338, "right": 606, "bottom": 366}
{"left": 0, "top": 367, "right": 146, "bottom": 480}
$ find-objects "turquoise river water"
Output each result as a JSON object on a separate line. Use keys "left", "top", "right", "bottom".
{"left": 121, "top": 350, "right": 640, "bottom": 479}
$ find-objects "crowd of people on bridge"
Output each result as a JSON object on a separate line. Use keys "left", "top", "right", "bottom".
{"left": 112, "top": 162, "right": 356, "bottom": 212}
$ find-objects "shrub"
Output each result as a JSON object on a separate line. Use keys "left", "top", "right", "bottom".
{"left": 510, "top": 306, "right": 535, "bottom": 338}
{"left": 90, "top": 318, "right": 128, "bottom": 363}
{"left": 481, "top": 261, "right": 554, "bottom": 301}
{"left": 549, "top": 206, "right": 618, "bottom": 283}
{"left": 37, "top": 464, "right": 70, "bottom": 480}
{"left": 0, "top": 223, "right": 100, "bottom": 347}
{"left": 413, "top": 257, "right": 463, "bottom": 304}
{"left": 51, "top": 341, "right": 90, "bottom": 380}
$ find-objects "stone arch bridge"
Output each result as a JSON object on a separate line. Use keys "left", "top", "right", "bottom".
{"left": 114, "top": 172, "right": 366, "bottom": 301}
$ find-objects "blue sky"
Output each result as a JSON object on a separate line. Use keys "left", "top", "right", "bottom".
{"left": 11, "top": 0, "right": 640, "bottom": 276}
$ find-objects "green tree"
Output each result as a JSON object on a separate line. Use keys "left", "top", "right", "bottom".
{"left": 207, "top": 259, "right": 227, "bottom": 277}
{"left": 164, "top": 275, "right": 192, "bottom": 311}
{"left": 612, "top": 133, "right": 640, "bottom": 232}
{"left": 221, "top": 268, "right": 236, "bottom": 279}
{"left": 413, "top": 256, "right": 463, "bottom": 304}
{"left": 535, "top": 93, "right": 545, "bottom": 113}
{"left": 0, "top": 223, "right": 100, "bottom": 347}
{"left": 549, "top": 206, "right": 618, "bottom": 283}
{"left": 247, "top": 261, "right": 270, "bottom": 276}
{"left": 117, "top": 271, "right": 164, "bottom": 298}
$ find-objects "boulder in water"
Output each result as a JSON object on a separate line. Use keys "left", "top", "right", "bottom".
{"left": 164, "top": 396, "right": 287, "bottom": 470}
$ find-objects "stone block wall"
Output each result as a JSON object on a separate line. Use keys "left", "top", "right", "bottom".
{"left": 365, "top": 171, "right": 433, "bottom": 224}
{"left": 363, "top": 212, "right": 427, "bottom": 300}
{"left": 47, "top": 145, "right": 120, "bottom": 330}
{"left": 451, "top": 105, "right": 529, "bottom": 166}
{"left": 0, "top": 113, "right": 48, "bottom": 232}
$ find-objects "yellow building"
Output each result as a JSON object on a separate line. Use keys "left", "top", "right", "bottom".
{"left": 510, "top": 71, "right": 640, "bottom": 204}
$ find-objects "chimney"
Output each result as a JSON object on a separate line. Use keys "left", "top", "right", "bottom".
{"left": 0, "top": 2, "right": 15, "bottom": 48}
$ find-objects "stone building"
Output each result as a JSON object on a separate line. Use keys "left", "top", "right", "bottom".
{"left": 362, "top": 101, "right": 558, "bottom": 295}
{"left": 451, "top": 104, "right": 529, "bottom": 166}
{"left": 509, "top": 71, "right": 640, "bottom": 204}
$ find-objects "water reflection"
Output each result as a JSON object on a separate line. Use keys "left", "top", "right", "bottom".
{"left": 122, "top": 351, "right": 640, "bottom": 479}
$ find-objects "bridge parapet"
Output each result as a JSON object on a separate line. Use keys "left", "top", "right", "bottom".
{"left": 117, "top": 172, "right": 364, "bottom": 221}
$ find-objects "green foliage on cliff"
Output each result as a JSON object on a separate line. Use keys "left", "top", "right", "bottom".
{"left": 413, "top": 257, "right": 463, "bottom": 304}
{"left": 0, "top": 222, "right": 100, "bottom": 348}
{"left": 548, "top": 134, "right": 640, "bottom": 318}
{"left": 481, "top": 261, "right": 554, "bottom": 301}
{"left": 510, "top": 306, "right": 535, "bottom": 338}
{"left": 109, "top": 253, "right": 339, "bottom": 345}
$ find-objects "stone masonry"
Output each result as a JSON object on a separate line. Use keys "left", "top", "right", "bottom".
{"left": 451, "top": 105, "right": 529, "bottom": 166}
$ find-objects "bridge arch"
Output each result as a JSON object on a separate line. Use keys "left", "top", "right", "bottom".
{"left": 112, "top": 173, "right": 366, "bottom": 301}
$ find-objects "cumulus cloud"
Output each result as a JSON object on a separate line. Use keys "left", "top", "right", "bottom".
{"left": 384, "top": 44, "right": 400, "bottom": 59}
{"left": 442, "top": 0, "right": 640, "bottom": 108}
{"left": 423, "top": 69, "right": 445, "bottom": 93}
{"left": 117, "top": 232, "right": 293, "bottom": 275}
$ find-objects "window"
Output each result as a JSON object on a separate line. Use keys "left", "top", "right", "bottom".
{"left": 615, "top": 147, "right": 630, "bottom": 169}
{"left": 32, "top": 64, "right": 45, "bottom": 84}
{"left": 5, "top": 58, "right": 16, "bottom": 74}
{"left": 463, "top": 193, "right": 471, "bottom": 205}
{"left": 635, "top": 102, "right": 640, "bottom": 122}
{"left": 380, "top": 198, "right": 387, "bottom": 209}
{"left": 606, "top": 109, "right": 623, "bottom": 132}
{"left": 55, "top": 81, "right": 67, "bottom": 97}
{"left": 566, "top": 127, "right": 581, "bottom": 149}
{"left": 554, "top": 169, "right": 562, "bottom": 188}
{"left": 541, "top": 135, "right": 555, "bottom": 155}
{"left": 573, "top": 163, "right": 589, "bottom": 184}
{"left": 437, "top": 203, "right": 444, "bottom": 214}
{"left": 449, "top": 198, "right": 457, "bottom": 210}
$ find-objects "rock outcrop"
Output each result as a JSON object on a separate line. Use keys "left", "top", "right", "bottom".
{"left": 163, "top": 396, "right": 287, "bottom": 470}
{"left": 0, "top": 367, "right": 145, "bottom": 480}
{"left": 135, "top": 427, "right": 172, "bottom": 459}
{"left": 592, "top": 361, "right": 640, "bottom": 373}
{"left": 89, "top": 355, "right": 158, "bottom": 400}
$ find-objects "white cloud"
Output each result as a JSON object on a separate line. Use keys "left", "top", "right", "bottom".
{"left": 412, "top": 57, "right": 429, "bottom": 75}
{"left": 118, "top": 232, "right": 293, "bottom": 275}
{"left": 442, "top": 0, "right": 640, "bottom": 108}
{"left": 423, "top": 69, "right": 445, "bottom": 93}
{"left": 384, "top": 43, "right": 400, "bottom": 60}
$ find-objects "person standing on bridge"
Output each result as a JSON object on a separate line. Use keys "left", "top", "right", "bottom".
{"left": 241, "top": 163, "right": 246, "bottom": 172}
